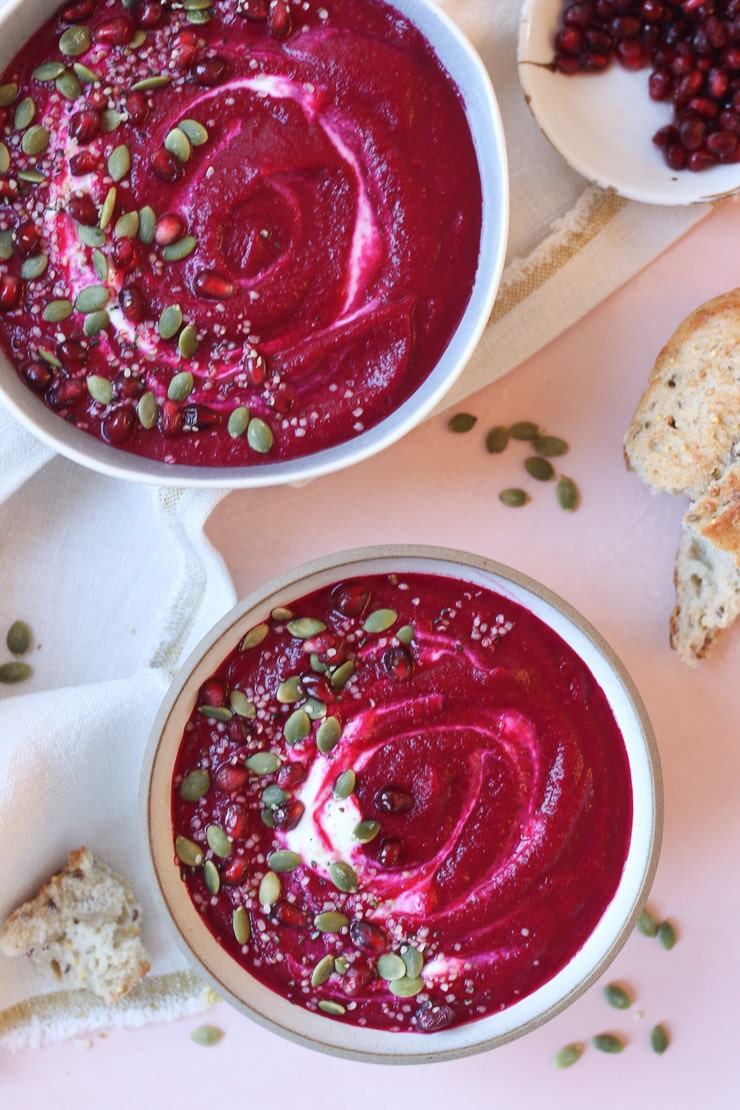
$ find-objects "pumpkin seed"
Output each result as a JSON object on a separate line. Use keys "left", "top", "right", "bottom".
{"left": 38, "top": 348, "right": 61, "bottom": 367}
{"left": 232, "top": 906, "right": 250, "bottom": 945}
{"left": 73, "top": 63, "right": 101, "bottom": 84}
{"left": 20, "top": 254, "right": 48, "bottom": 280}
{"left": 99, "top": 186, "right": 117, "bottom": 229}
{"left": 311, "top": 954, "right": 335, "bottom": 987}
{"left": 271, "top": 606, "right": 293, "bottom": 622}
{"left": 317, "top": 1000, "right": 346, "bottom": 1016}
{"left": 165, "top": 126, "right": 192, "bottom": 163}
{"left": 168, "top": 370, "right": 194, "bottom": 402}
{"left": 533, "top": 435, "right": 569, "bottom": 457}
{"left": 330, "top": 659, "right": 355, "bottom": 689}
{"left": 100, "top": 109, "right": 122, "bottom": 132}
{"left": 333, "top": 769, "right": 355, "bottom": 799}
{"left": 6, "top": 620, "right": 32, "bottom": 655}
{"left": 206, "top": 823, "right": 231, "bottom": 858}
{"left": 499, "top": 488, "right": 529, "bottom": 508}
{"left": 59, "top": 25, "right": 91, "bottom": 56}
{"left": 334, "top": 956, "right": 349, "bottom": 975}
{"left": 258, "top": 870, "right": 280, "bottom": 907}
{"left": 0, "top": 661, "right": 32, "bottom": 683}
{"left": 162, "top": 235, "right": 197, "bottom": 261}
{"left": 377, "top": 953, "right": 406, "bottom": 981}
{"left": 175, "top": 834, "right": 203, "bottom": 867}
{"left": 115, "top": 210, "right": 139, "bottom": 239}
{"left": 329, "top": 860, "right": 357, "bottom": 893}
{"left": 353, "top": 819, "right": 380, "bottom": 843}
{"left": 33, "top": 61, "right": 66, "bottom": 82}
{"left": 447, "top": 412, "right": 476, "bottom": 433}
{"left": 203, "top": 858, "right": 220, "bottom": 894}
{"left": 509, "top": 421, "right": 540, "bottom": 441}
{"left": 107, "top": 144, "right": 131, "bottom": 182}
{"left": 556, "top": 476, "right": 579, "bottom": 511}
{"left": 245, "top": 751, "right": 280, "bottom": 775}
{"left": 287, "top": 617, "right": 326, "bottom": 639}
{"left": 78, "top": 224, "right": 105, "bottom": 248}
{"left": 657, "top": 920, "right": 677, "bottom": 950}
{"left": 0, "top": 226, "right": 11, "bottom": 257}
{"left": 396, "top": 624, "right": 414, "bottom": 644}
{"left": 267, "top": 849, "right": 302, "bottom": 872}
{"left": 137, "top": 391, "right": 158, "bottom": 429}
{"left": 229, "top": 689, "right": 256, "bottom": 717}
{"left": 260, "top": 807, "right": 275, "bottom": 828}
{"left": 86, "top": 375, "right": 113, "bottom": 405}
{"left": 309, "top": 653, "right": 329, "bottom": 673}
{"left": 227, "top": 406, "right": 249, "bottom": 438}
{"left": 0, "top": 82, "right": 18, "bottom": 107}
{"left": 262, "top": 785, "right": 289, "bottom": 809}
{"left": 317, "top": 716, "right": 342, "bottom": 754}
{"left": 485, "top": 424, "right": 509, "bottom": 453}
{"left": 553, "top": 1043, "right": 584, "bottom": 1069}
{"left": 247, "top": 416, "right": 273, "bottom": 454}
{"left": 14, "top": 96, "right": 36, "bottom": 130}
{"left": 83, "top": 309, "right": 110, "bottom": 336}
{"left": 363, "top": 608, "right": 397, "bottom": 633}
{"left": 401, "top": 945, "right": 423, "bottom": 979}
{"left": 130, "top": 29, "right": 148, "bottom": 49}
{"left": 185, "top": 0, "right": 214, "bottom": 9}
{"left": 636, "top": 907, "right": 658, "bottom": 937}
{"left": 131, "top": 74, "right": 171, "bottom": 91}
{"left": 21, "top": 124, "right": 49, "bottom": 156}
{"left": 650, "top": 1023, "right": 669, "bottom": 1055}
{"left": 314, "top": 911, "right": 349, "bottom": 933}
{"left": 56, "top": 70, "right": 82, "bottom": 100}
{"left": 603, "top": 983, "right": 631, "bottom": 1010}
{"left": 284, "top": 708, "right": 311, "bottom": 746}
{"left": 390, "top": 976, "right": 424, "bottom": 998}
{"left": 241, "top": 623, "right": 269, "bottom": 650}
{"left": 197, "top": 704, "right": 232, "bottom": 722}
{"left": 304, "top": 697, "right": 327, "bottom": 720}
{"left": 276, "top": 675, "right": 302, "bottom": 703}
{"left": 179, "top": 118, "right": 209, "bottom": 146}
{"left": 190, "top": 1024, "right": 223, "bottom": 1046}
{"left": 524, "top": 456, "right": 554, "bottom": 481}
{"left": 138, "top": 204, "right": 156, "bottom": 244}
{"left": 76, "top": 285, "right": 109, "bottom": 313}
{"left": 17, "top": 170, "right": 46, "bottom": 183}
{"left": 179, "top": 323, "right": 199, "bottom": 359}
{"left": 592, "top": 1033, "right": 624, "bottom": 1054}
{"left": 179, "top": 768, "right": 210, "bottom": 801}
{"left": 92, "top": 248, "right": 108, "bottom": 281}
{"left": 159, "top": 303, "right": 183, "bottom": 339}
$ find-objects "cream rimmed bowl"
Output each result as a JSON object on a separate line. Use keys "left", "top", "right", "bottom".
{"left": 141, "top": 545, "right": 662, "bottom": 1065}
{"left": 0, "top": 0, "right": 508, "bottom": 488}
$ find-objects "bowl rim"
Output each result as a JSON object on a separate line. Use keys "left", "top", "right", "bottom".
{"left": 140, "top": 543, "right": 663, "bottom": 1065}
{"left": 0, "top": 0, "right": 509, "bottom": 488}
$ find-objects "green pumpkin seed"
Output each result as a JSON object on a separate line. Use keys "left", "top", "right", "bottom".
{"left": 240, "top": 623, "right": 269, "bottom": 650}
{"left": 100, "top": 109, "right": 122, "bottom": 132}
{"left": 334, "top": 956, "right": 349, "bottom": 975}
{"left": 261, "top": 784, "right": 289, "bottom": 807}
{"left": 353, "top": 819, "right": 380, "bottom": 843}
{"left": 17, "top": 170, "right": 46, "bottom": 183}
{"left": 184, "top": 0, "right": 214, "bottom": 9}
{"left": 447, "top": 412, "right": 476, "bottom": 433}
{"left": 553, "top": 1043, "right": 584, "bottom": 1069}
{"left": 396, "top": 625, "right": 414, "bottom": 644}
{"left": 524, "top": 456, "right": 554, "bottom": 481}
{"left": 20, "top": 254, "right": 48, "bottom": 280}
{"left": 178, "top": 323, "right": 199, "bottom": 360}
{"left": 168, "top": 370, "right": 194, "bottom": 402}
{"left": 271, "top": 606, "right": 293, "bottom": 622}
{"left": 179, "top": 768, "right": 210, "bottom": 801}
{"left": 650, "top": 1023, "right": 669, "bottom": 1055}
{"left": 78, "top": 224, "right": 105, "bottom": 248}
{"left": 329, "top": 860, "right": 357, "bottom": 893}
{"left": 267, "top": 849, "right": 302, "bottom": 872}
{"left": 6, "top": 620, "right": 32, "bottom": 656}
{"left": 556, "top": 476, "right": 579, "bottom": 511}
{"left": 59, "top": 25, "right": 91, "bottom": 56}
{"left": 363, "top": 608, "right": 397, "bottom": 633}
{"left": 376, "top": 953, "right": 406, "bottom": 981}
{"left": 247, "top": 416, "right": 273, "bottom": 454}
{"left": 260, "top": 807, "right": 275, "bottom": 828}
{"left": 197, "top": 704, "right": 232, "bottom": 722}
{"left": 533, "top": 435, "right": 569, "bottom": 457}
{"left": 287, "top": 617, "right": 326, "bottom": 639}
{"left": 317, "top": 716, "right": 342, "bottom": 754}
{"left": 0, "top": 225, "right": 11, "bottom": 257}
{"left": 86, "top": 374, "right": 113, "bottom": 405}
{"left": 499, "top": 488, "right": 529, "bottom": 508}
{"left": 258, "top": 870, "right": 280, "bottom": 907}
{"left": 401, "top": 945, "right": 424, "bottom": 979}
{"left": 229, "top": 689, "right": 256, "bottom": 717}
{"left": 162, "top": 235, "right": 197, "bottom": 262}
{"left": 165, "top": 126, "right": 192, "bottom": 163}
{"left": 304, "top": 697, "right": 327, "bottom": 721}
{"left": 203, "top": 858, "right": 220, "bottom": 894}
{"left": 245, "top": 751, "right": 280, "bottom": 775}
{"left": 159, "top": 303, "right": 183, "bottom": 339}
{"left": 329, "top": 659, "right": 355, "bottom": 689}
{"left": 38, "top": 348, "right": 61, "bottom": 367}
{"left": 21, "top": 125, "right": 49, "bottom": 156}
{"left": 314, "top": 911, "right": 349, "bottom": 934}
{"left": 636, "top": 907, "right": 658, "bottom": 937}
{"left": 138, "top": 204, "right": 156, "bottom": 244}
{"left": 179, "top": 118, "right": 209, "bottom": 146}
{"left": 317, "top": 1000, "right": 346, "bottom": 1016}
{"left": 14, "top": 96, "right": 36, "bottom": 130}
{"left": 284, "top": 708, "right": 311, "bottom": 746}
{"left": 0, "top": 661, "right": 32, "bottom": 683}
{"left": 76, "top": 285, "right": 109, "bottom": 314}
{"left": 277, "top": 675, "right": 303, "bottom": 703}
{"left": 0, "top": 82, "right": 18, "bottom": 107}
{"left": 137, "top": 391, "right": 158, "bottom": 429}
{"left": 99, "top": 186, "right": 117, "bottom": 230}
{"left": 0, "top": 144, "right": 8, "bottom": 176}
{"left": 56, "top": 70, "right": 83, "bottom": 101}
{"left": 485, "top": 425, "right": 509, "bottom": 453}
{"left": 509, "top": 421, "right": 540, "bottom": 441}
{"left": 190, "top": 1024, "right": 223, "bottom": 1046}
{"left": 227, "top": 406, "right": 249, "bottom": 438}
{"left": 333, "top": 769, "right": 355, "bottom": 799}
{"left": 107, "top": 144, "right": 131, "bottom": 182}
{"left": 115, "top": 210, "right": 139, "bottom": 239}
{"left": 83, "top": 309, "right": 110, "bottom": 336}
{"left": 131, "top": 74, "right": 172, "bottom": 91}
{"left": 311, "top": 954, "right": 335, "bottom": 987}
{"left": 657, "top": 920, "right": 677, "bottom": 950}
{"left": 232, "top": 906, "right": 250, "bottom": 945}
{"left": 390, "top": 976, "right": 424, "bottom": 998}
{"left": 92, "top": 249, "right": 108, "bottom": 281}
{"left": 130, "top": 29, "right": 148, "bottom": 49}
{"left": 592, "top": 1033, "right": 624, "bottom": 1054}
{"left": 73, "top": 63, "right": 101, "bottom": 85}
{"left": 175, "top": 834, "right": 203, "bottom": 867}
{"left": 206, "top": 824, "right": 231, "bottom": 858}
{"left": 603, "top": 983, "right": 631, "bottom": 1010}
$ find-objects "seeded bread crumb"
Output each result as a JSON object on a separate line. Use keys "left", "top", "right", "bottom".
{"left": 0, "top": 847, "right": 151, "bottom": 1004}
{"left": 670, "top": 530, "right": 740, "bottom": 663}
{"left": 684, "top": 457, "right": 740, "bottom": 565}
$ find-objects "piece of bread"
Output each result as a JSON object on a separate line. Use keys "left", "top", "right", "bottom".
{"left": 670, "top": 530, "right": 740, "bottom": 663}
{"left": 684, "top": 456, "right": 740, "bottom": 565}
{"left": 0, "top": 847, "right": 151, "bottom": 1003}
{"left": 624, "top": 288, "right": 740, "bottom": 500}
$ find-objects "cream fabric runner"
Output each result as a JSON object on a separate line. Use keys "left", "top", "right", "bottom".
{"left": 0, "top": 0, "right": 712, "bottom": 1050}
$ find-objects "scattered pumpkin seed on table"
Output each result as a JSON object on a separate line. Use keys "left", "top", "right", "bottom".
{"left": 553, "top": 1043, "right": 584, "bottom": 1069}
{"left": 6, "top": 620, "right": 32, "bottom": 655}
{"left": 592, "top": 1033, "right": 624, "bottom": 1054}
{"left": 190, "top": 1025, "right": 224, "bottom": 1047}
{"left": 447, "top": 411, "right": 477, "bottom": 433}
{"left": 603, "top": 983, "right": 632, "bottom": 1010}
{"left": 650, "top": 1023, "right": 669, "bottom": 1055}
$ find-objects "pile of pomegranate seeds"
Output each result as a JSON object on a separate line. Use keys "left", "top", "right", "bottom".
{"left": 553, "top": 0, "right": 740, "bottom": 171}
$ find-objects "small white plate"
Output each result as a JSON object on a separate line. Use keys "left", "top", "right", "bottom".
{"left": 518, "top": 0, "right": 740, "bottom": 205}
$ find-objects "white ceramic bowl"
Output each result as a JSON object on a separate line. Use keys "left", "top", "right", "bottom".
{"left": 141, "top": 545, "right": 662, "bottom": 1064}
{"left": 0, "top": 0, "right": 508, "bottom": 488}
{"left": 519, "top": 0, "right": 740, "bottom": 205}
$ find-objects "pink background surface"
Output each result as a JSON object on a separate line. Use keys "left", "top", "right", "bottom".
{"left": 4, "top": 199, "right": 740, "bottom": 1105}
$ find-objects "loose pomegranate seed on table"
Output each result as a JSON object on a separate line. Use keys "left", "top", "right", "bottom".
{"left": 552, "top": 0, "right": 740, "bottom": 170}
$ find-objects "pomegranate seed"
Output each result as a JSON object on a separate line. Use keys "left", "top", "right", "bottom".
{"left": 151, "top": 148, "right": 184, "bottom": 182}
{"left": 342, "top": 963, "right": 373, "bottom": 996}
{"left": 214, "top": 764, "right": 249, "bottom": 793}
{"left": 135, "top": 2, "right": 164, "bottom": 28}
{"left": 102, "top": 406, "right": 136, "bottom": 445}
{"left": 596, "top": 0, "right": 615, "bottom": 17}
{"left": 94, "top": 17, "right": 134, "bottom": 47}
{"left": 67, "top": 193, "right": 98, "bottom": 226}
{"left": 687, "top": 94, "right": 719, "bottom": 115}
{"left": 68, "top": 108, "right": 100, "bottom": 144}
{"left": 719, "top": 107, "right": 740, "bottom": 132}
{"left": 112, "top": 237, "right": 135, "bottom": 269}
{"left": 87, "top": 87, "right": 108, "bottom": 110}
{"left": 115, "top": 371, "right": 145, "bottom": 400}
{"left": 585, "top": 28, "right": 613, "bottom": 52}
{"left": 416, "top": 1004, "right": 455, "bottom": 1032}
{"left": 706, "top": 65, "right": 729, "bottom": 97}
{"left": 674, "top": 70, "right": 704, "bottom": 103}
{"left": 0, "top": 274, "right": 24, "bottom": 311}
{"left": 182, "top": 404, "right": 221, "bottom": 430}
{"left": 239, "top": 0, "right": 269, "bottom": 21}
{"left": 155, "top": 212, "right": 186, "bottom": 245}
{"left": 227, "top": 717, "right": 248, "bottom": 743}
{"left": 349, "top": 918, "right": 386, "bottom": 953}
{"left": 706, "top": 127, "right": 738, "bottom": 154}
{"left": 270, "top": 901, "right": 306, "bottom": 928}
{"left": 375, "top": 785, "right": 413, "bottom": 814}
{"left": 12, "top": 220, "right": 40, "bottom": 255}
{"left": 119, "top": 284, "right": 147, "bottom": 322}
{"left": 269, "top": 0, "right": 292, "bottom": 39}
{"left": 579, "top": 51, "right": 611, "bottom": 70}
{"left": 277, "top": 761, "right": 306, "bottom": 788}
{"left": 224, "top": 803, "right": 248, "bottom": 839}
{"left": 615, "top": 37, "right": 646, "bottom": 68}
{"left": 554, "top": 53, "right": 581, "bottom": 74}
{"left": 687, "top": 147, "right": 718, "bottom": 170}
{"left": 245, "top": 350, "right": 267, "bottom": 386}
{"left": 125, "top": 91, "right": 149, "bottom": 125}
{"left": 564, "top": 3, "right": 597, "bottom": 27}
{"left": 61, "top": 0, "right": 95, "bottom": 22}
{"left": 194, "top": 270, "right": 235, "bottom": 300}
{"left": 299, "top": 672, "right": 333, "bottom": 702}
{"left": 69, "top": 150, "right": 97, "bottom": 175}
{"left": 200, "top": 678, "right": 226, "bottom": 704}
{"left": 678, "top": 114, "right": 707, "bottom": 148}
{"left": 159, "top": 399, "right": 183, "bottom": 437}
{"left": 332, "top": 581, "right": 371, "bottom": 617}
{"left": 269, "top": 385, "right": 295, "bottom": 415}
{"left": 706, "top": 16, "right": 728, "bottom": 49}
{"left": 610, "top": 15, "right": 642, "bottom": 37}
{"left": 22, "top": 361, "right": 53, "bottom": 391}
{"left": 649, "top": 66, "right": 674, "bottom": 97}
{"left": 723, "top": 45, "right": 740, "bottom": 69}
{"left": 665, "top": 138, "right": 689, "bottom": 169}
{"left": 222, "top": 857, "right": 248, "bottom": 885}
{"left": 641, "top": 0, "right": 666, "bottom": 21}
{"left": 377, "top": 836, "right": 403, "bottom": 867}
{"left": 271, "top": 800, "right": 305, "bottom": 831}
{"left": 382, "top": 645, "right": 413, "bottom": 679}
{"left": 169, "top": 30, "right": 200, "bottom": 70}
{"left": 192, "top": 56, "right": 228, "bottom": 87}
{"left": 555, "top": 26, "right": 587, "bottom": 55}
{"left": 57, "top": 338, "right": 88, "bottom": 371}
{"left": 47, "top": 377, "right": 85, "bottom": 409}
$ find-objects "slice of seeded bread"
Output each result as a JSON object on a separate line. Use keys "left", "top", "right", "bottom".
{"left": 670, "top": 529, "right": 740, "bottom": 664}
{"left": 683, "top": 456, "right": 740, "bottom": 565}
{"left": 624, "top": 288, "right": 740, "bottom": 500}
{"left": 0, "top": 847, "right": 151, "bottom": 1003}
